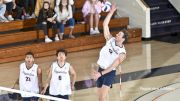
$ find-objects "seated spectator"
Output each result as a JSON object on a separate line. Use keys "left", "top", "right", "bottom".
{"left": 35, "top": 0, "right": 55, "bottom": 17}
{"left": 37, "top": 1, "right": 58, "bottom": 43}
{"left": 53, "top": 0, "right": 75, "bottom": 40}
{"left": 3, "top": 0, "right": 15, "bottom": 21}
{"left": 0, "top": 0, "right": 8, "bottom": 22}
{"left": 82, "top": 0, "right": 102, "bottom": 35}
{"left": 3, "top": 0, "right": 23, "bottom": 21}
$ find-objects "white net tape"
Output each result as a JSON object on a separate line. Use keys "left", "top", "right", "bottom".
{"left": 0, "top": 86, "right": 71, "bottom": 101}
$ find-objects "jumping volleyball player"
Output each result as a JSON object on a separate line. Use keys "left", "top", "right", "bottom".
{"left": 13, "top": 52, "right": 42, "bottom": 101}
{"left": 92, "top": 4, "right": 126, "bottom": 101}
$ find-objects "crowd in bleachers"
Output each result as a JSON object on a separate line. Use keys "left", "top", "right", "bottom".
{"left": 0, "top": 0, "right": 36, "bottom": 21}
{"left": 0, "top": 0, "right": 109, "bottom": 43}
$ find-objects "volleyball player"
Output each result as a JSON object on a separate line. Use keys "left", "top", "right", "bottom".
{"left": 92, "top": 4, "right": 126, "bottom": 101}
{"left": 13, "top": 52, "right": 42, "bottom": 101}
{"left": 41, "top": 48, "right": 76, "bottom": 100}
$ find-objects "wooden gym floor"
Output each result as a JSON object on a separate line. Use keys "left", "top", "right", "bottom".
{"left": 0, "top": 36, "right": 180, "bottom": 101}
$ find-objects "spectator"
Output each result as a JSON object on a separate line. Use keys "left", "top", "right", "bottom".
{"left": 53, "top": 0, "right": 75, "bottom": 40}
{"left": 3, "top": 0, "right": 16, "bottom": 21}
{"left": 3, "top": 0, "right": 23, "bottom": 21}
{"left": 0, "top": 0, "right": 8, "bottom": 22}
{"left": 37, "top": 1, "right": 58, "bottom": 43}
{"left": 82, "top": 0, "right": 102, "bottom": 35}
{"left": 35, "top": 0, "right": 55, "bottom": 17}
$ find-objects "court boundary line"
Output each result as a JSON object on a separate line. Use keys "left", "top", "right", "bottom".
{"left": 134, "top": 82, "right": 180, "bottom": 101}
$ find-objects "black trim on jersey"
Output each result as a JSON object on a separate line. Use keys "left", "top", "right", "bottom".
{"left": 119, "top": 52, "right": 126, "bottom": 55}
{"left": 110, "top": 42, "right": 118, "bottom": 55}
{"left": 25, "top": 63, "right": 35, "bottom": 70}
{"left": 115, "top": 42, "right": 124, "bottom": 48}
{"left": 57, "top": 61, "right": 66, "bottom": 68}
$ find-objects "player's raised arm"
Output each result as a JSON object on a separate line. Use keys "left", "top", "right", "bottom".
{"left": 103, "top": 4, "right": 117, "bottom": 41}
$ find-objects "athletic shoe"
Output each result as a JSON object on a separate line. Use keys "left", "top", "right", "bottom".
{"left": 31, "top": 13, "right": 36, "bottom": 18}
{"left": 45, "top": 37, "right": 52, "bottom": 43}
{"left": 25, "top": 13, "right": 32, "bottom": 19}
{"left": 54, "top": 35, "right": 60, "bottom": 41}
{"left": 69, "top": 34, "right": 75, "bottom": 39}
{"left": 0, "top": 15, "right": 9, "bottom": 22}
{"left": 59, "top": 33, "right": 63, "bottom": 40}
{"left": 7, "top": 15, "right": 14, "bottom": 21}
{"left": 90, "top": 30, "right": 97, "bottom": 35}
{"left": 94, "top": 29, "right": 100, "bottom": 34}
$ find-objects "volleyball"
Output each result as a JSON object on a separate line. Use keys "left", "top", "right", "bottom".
{"left": 101, "top": 1, "right": 112, "bottom": 12}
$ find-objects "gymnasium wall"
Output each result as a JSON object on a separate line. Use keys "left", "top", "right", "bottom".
{"left": 111, "top": 0, "right": 151, "bottom": 38}
{"left": 169, "top": 0, "right": 180, "bottom": 13}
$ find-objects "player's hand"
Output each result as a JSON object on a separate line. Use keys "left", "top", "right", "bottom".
{"left": 41, "top": 88, "right": 46, "bottom": 95}
{"left": 71, "top": 83, "right": 75, "bottom": 91}
{"left": 12, "top": 86, "right": 15, "bottom": 89}
{"left": 92, "top": 71, "right": 101, "bottom": 81}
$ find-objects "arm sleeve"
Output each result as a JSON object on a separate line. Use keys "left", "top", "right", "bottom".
{"left": 52, "top": 6, "right": 59, "bottom": 20}
{"left": 37, "top": 9, "right": 43, "bottom": 23}
{"left": 67, "top": 5, "right": 73, "bottom": 20}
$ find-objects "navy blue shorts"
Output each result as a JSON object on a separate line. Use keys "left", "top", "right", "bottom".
{"left": 97, "top": 67, "right": 116, "bottom": 88}
{"left": 22, "top": 97, "right": 38, "bottom": 101}
{"left": 50, "top": 94, "right": 69, "bottom": 101}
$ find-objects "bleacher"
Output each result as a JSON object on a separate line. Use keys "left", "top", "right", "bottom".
{"left": 0, "top": 0, "right": 142, "bottom": 63}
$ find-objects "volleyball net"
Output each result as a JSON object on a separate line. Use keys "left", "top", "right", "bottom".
{"left": 0, "top": 86, "right": 71, "bottom": 101}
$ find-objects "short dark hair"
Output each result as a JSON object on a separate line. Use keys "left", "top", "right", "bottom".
{"left": 43, "top": 1, "right": 50, "bottom": 6}
{"left": 25, "top": 52, "right": 34, "bottom": 57}
{"left": 56, "top": 48, "right": 67, "bottom": 56}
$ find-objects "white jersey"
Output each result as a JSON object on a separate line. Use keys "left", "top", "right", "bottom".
{"left": 49, "top": 61, "right": 71, "bottom": 95}
{"left": 3, "top": 0, "right": 13, "bottom": 3}
{"left": 19, "top": 62, "right": 39, "bottom": 97}
{"left": 97, "top": 37, "right": 126, "bottom": 69}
